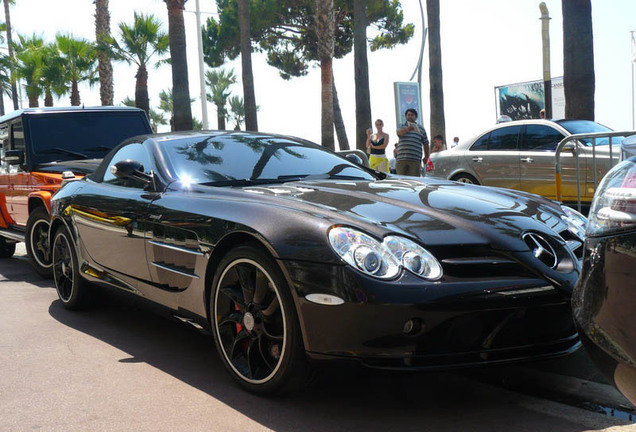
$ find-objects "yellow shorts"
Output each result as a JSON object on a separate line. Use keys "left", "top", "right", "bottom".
{"left": 368, "top": 155, "right": 389, "bottom": 173}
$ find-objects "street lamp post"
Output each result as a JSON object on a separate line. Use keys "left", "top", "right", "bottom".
{"left": 539, "top": 2, "right": 552, "bottom": 119}
{"left": 195, "top": 0, "right": 209, "bottom": 130}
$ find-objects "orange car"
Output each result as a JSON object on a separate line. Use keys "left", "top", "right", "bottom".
{"left": 0, "top": 106, "right": 152, "bottom": 276}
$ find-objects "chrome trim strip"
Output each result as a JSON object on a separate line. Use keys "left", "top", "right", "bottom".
{"left": 441, "top": 257, "right": 516, "bottom": 265}
{"left": 494, "top": 286, "right": 554, "bottom": 296}
{"left": 148, "top": 240, "right": 204, "bottom": 256}
{"left": 151, "top": 262, "right": 200, "bottom": 279}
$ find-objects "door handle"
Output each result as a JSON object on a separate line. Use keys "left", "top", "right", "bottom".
{"left": 520, "top": 157, "right": 534, "bottom": 163}
{"left": 472, "top": 157, "right": 483, "bottom": 163}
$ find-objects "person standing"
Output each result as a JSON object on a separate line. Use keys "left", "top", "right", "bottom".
{"left": 452, "top": 136, "right": 459, "bottom": 148}
{"left": 431, "top": 134, "right": 444, "bottom": 153}
{"left": 366, "top": 119, "right": 390, "bottom": 173}
{"left": 396, "top": 108, "right": 429, "bottom": 176}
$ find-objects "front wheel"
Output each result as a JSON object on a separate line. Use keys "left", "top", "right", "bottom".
{"left": 26, "top": 207, "right": 53, "bottom": 278}
{"left": 52, "top": 225, "right": 88, "bottom": 310}
{"left": 211, "top": 245, "right": 310, "bottom": 395}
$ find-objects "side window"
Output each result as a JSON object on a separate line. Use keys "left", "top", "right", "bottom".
{"left": 523, "top": 125, "right": 565, "bottom": 151}
{"left": 102, "top": 143, "right": 152, "bottom": 189}
{"left": 488, "top": 126, "right": 521, "bottom": 151}
{"left": 469, "top": 133, "right": 489, "bottom": 151}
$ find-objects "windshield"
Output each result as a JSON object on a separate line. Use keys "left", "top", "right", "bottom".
{"left": 161, "top": 134, "right": 376, "bottom": 186}
{"left": 28, "top": 112, "right": 151, "bottom": 165}
{"left": 556, "top": 120, "right": 622, "bottom": 146}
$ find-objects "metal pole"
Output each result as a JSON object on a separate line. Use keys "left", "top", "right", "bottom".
{"left": 195, "top": 0, "right": 209, "bottom": 129}
{"left": 539, "top": 3, "right": 552, "bottom": 119}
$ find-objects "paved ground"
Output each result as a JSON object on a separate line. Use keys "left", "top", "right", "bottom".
{"left": 1, "top": 244, "right": 635, "bottom": 432}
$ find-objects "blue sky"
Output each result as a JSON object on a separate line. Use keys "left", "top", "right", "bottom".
{"left": 6, "top": 0, "right": 636, "bottom": 153}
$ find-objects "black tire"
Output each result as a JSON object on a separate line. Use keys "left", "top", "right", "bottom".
{"left": 452, "top": 173, "right": 480, "bottom": 185}
{"left": 26, "top": 207, "right": 53, "bottom": 278}
{"left": 52, "top": 225, "right": 88, "bottom": 310}
{"left": 211, "top": 244, "right": 310, "bottom": 395}
{"left": 0, "top": 237, "right": 16, "bottom": 259}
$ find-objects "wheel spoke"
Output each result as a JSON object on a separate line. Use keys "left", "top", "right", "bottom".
{"left": 218, "top": 283, "right": 246, "bottom": 309}
{"left": 218, "top": 311, "right": 243, "bottom": 328}
{"left": 235, "top": 265, "right": 255, "bottom": 305}
{"left": 253, "top": 271, "right": 269, "bottom": 305}
{"left": 261, "top": 296, "right": 280, "bottom": 318}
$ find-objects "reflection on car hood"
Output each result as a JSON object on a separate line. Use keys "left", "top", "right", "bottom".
{"left": 35, "top": 158, "right": 103, "bottom": 175}
{"left": 242, "top": 177, "right": 567, "bottom": 251}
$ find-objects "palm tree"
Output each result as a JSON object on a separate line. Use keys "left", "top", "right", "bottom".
{"left": 237, "top": 0, "right": 258, "bottom": 131}
{"left": 40, "top": 43, "right": 67, "bottom": 106}
{"left": 56, "top": 35, "right": 98, "bottom": 106}
{"left": 121, "top": 95, "right": 167, "bottom": 132}
{"left": 3, "top": 0, "right": 18, "bottom": 110}
{"left": 106, "top": 12, "right": 170, "bottom": 114}
{"left": 13, "top": 34, "right": 45, "bottom": 107}
{"left": 164, "top": 0, "right": 193, "bottom": 130}
{"left": 94, "top": 0, "right": 114, "bottom": 106}
{"left": 0, "top": 50, "right": 11, "bottom": 115}
{"left": 315, "top": 0, "right": 335, "bottom": 150}
{"left": 427, "top": 0, "right": 446, "bottom": 142}
{"left": 562, "top": 0, "right": 595, "bottom": 120}
{"left": 228, "top": 95, "right": 245, "bottom": 130}
{"left": 205, "top": 68, "right": 236, "bottom": 130}
{"left": 353, "top": 0, "right": 371, "bottom": 152}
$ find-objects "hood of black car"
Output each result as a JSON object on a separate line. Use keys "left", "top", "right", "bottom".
{"left": 35, "top": 158, "right": 102, "bottom": 175}
{"left": 242, "top": 177, "right": 567, "bottom": 252}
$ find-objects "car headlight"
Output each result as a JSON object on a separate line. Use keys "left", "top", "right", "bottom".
{"left": 587, "top": 157, "right": 636, "bottom": 237}
{"left": 328, "top": 227, "right": 443, "bottom": 280}
{"left": 560, "top": 205, "right": 587, "bottom": 240}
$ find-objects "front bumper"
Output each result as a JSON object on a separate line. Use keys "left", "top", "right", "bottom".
{"left": 284, "top": 261, "right": 580, "bottom": 370}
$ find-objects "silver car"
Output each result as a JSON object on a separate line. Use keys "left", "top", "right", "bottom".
{"left": 429, "top": 119, "right": 622, "bottom": 208}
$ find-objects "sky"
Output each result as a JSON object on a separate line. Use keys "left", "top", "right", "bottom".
{"left": 5, "top": 0, "right": 636, "bottom": 157}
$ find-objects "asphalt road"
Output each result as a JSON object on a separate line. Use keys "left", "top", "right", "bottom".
{"left": 1, "top": 244, "right": 635, "bottom": 432}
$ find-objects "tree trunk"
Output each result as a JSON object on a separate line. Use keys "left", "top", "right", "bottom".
{"left": 3, "top": 0, "right": 19, "bottom": 110}
{"left": 70, "top": 81, "right": 81, "bottom": 106}
{"left": 333, "top": 78, "right": 349, "bottom": 150}
{"left": 135, "top": 65, "right": 150, "bottom": 115}
{"left": 238, "top": 0, "right": 258, "bottom": 131}
{"left": 166, "top": 0, "right": 193, "bottom": 130}
{"left": 353, "top": 0, "right": 371, "bottom": 152}
{"left": 316, "top": 0, "right": 335, "bottom": 150}
{"left": 562, "top": 0, "right": 595, "bottom": 120}
{"left": 216, "top": 103, "right": 226, "bottom": 130}
{"left": 44, "top": 89, "right": 53, "bottom": 107}
{"left": 95, "top": 0, "right": 114, "bottom": 106}
{"left": 427, "top": 0, "right": 446, "bottom": 143}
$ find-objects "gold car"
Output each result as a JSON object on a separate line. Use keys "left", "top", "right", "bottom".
{"left": 429, "top": 120, "right": 623, "bottom": 211}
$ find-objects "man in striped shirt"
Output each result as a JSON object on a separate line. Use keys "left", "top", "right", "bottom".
{"left": 396, "top": 108, "right": 430, "bottom": 176}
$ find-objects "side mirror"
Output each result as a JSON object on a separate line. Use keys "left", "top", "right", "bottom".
{"left": 110, "top": 159, "right": 153, "bottom": 186}
{"left": 3, "top": 149, "right": 24, "bottom": 165}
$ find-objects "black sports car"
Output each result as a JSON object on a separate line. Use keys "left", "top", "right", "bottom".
{"left": 573, "top": 156, "right": 636, "bottom": 405}
{"left": 49, "top": 131, "right": 587, "bottom": 394}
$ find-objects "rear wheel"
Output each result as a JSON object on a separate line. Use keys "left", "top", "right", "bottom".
{"left": 0, "top": 237, "right": 16, "bottom": 259}
{"left": 26, "top": 207, "right": 53, "bottom": 278}
{"left": 52, "top": 225, "right": 88, "bottom": 310}
{"left": 211, "top": 245, "right": 310, "bottom": 395}
{"left": 451, "top": 173, "right": 480, "bottom": 185}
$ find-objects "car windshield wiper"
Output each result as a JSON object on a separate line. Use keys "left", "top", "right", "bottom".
{"left": 85, "top": 145, "right": 113, "bottom": 152}
{"left": 40, "top": 148, "right": 89, "bottom": 159}
{"left": 277, "top": 174, "right": 369, "bottom": 181}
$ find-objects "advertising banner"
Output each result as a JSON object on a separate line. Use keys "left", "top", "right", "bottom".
{"left": 495, "top": 77, "right": 564, "bottom": 120}
{"left": 394, "top": 81, "right": 423, "bottom": 126}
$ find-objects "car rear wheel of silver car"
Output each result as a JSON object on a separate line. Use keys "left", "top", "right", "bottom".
{"left": 52, "top": 225, "right": 88, "bottom": 310}
{"left": 452, "top": 173, "right": 480, "bottom": 185}
{"left": 0, "top": 237, "right": 16, "bottom": 259}
{"left": 26, "top": 207, "right": 53, "bottom": 278}
{"left": 211, "top": 245, "right": 310, "bottom": 395}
